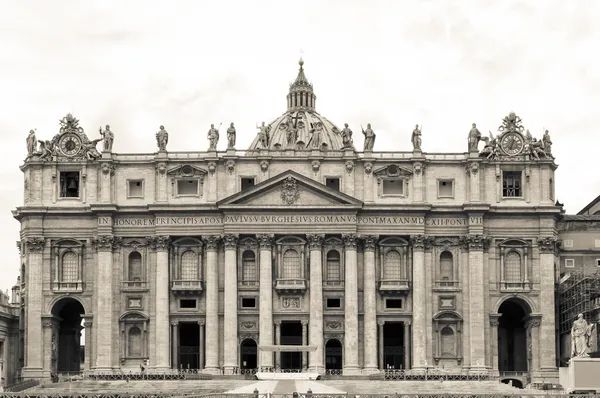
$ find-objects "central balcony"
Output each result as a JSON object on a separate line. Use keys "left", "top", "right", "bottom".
{"left": 378, "top": 279, "right": 410, "bottom": 295}
{"left": 275, "top": 278, "right": 307, "bottom": 294}
{"left": 52, "top": 281, "right": 85, "bottom": 294}
{"left": 171, "top": 280, "right": 204, "bottom": 296}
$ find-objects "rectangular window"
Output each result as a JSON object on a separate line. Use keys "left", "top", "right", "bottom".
{"left": 241, "top": 177, "right": 255, "bottom": 191}
{"left": 127, "top": 180, "right": 144, "bottom": 198}
{"left": 325, "top": 178, "right": 340, "bottom": 191}
{"left": 564, "top": 259, "right": 575, "bottom": 268}
{"left": 596, "top": 259, "right": 600, "bottom": 267}
{"left": 382, "top": 179, "right": 404, "bottom": 196}
{"left": 326, "top": 298, "right": 341, "bottom": 309}
{"left": 177, "top": 179, "right": 199, "bottom": 196}
{"left": 549, "top": 178, "right": 554, "bottom": 201}
{"left": 179, "top": 299, "right": 197, "bottom": 309}
{"left": 59, "top": 171, "right": 80, "bottom": 198}
{"left": 385, "top": 299, "right": 403, "bottom": 309}
{"left": 241, "top": 297, "right": 257, "bottom": 309}
{"left": 502, "top": 171, "right": 522, "bottom": 198}
{"left": 564, "top": 240, "right": 574, "bottom": 248}
{"left": 438, "top": 179, "right": 454, "bottom": 198}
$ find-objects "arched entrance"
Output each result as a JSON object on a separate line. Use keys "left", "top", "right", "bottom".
{"left": 51, "top": 298, "right": 85, "bottom": 372}
{"left": 240, "top": 339, "right": 257, "bottom": 370}
{"left": 498, "top": 298, "right": 530, "bottom": 372}
{"left": 325, "top": 339, "right": 342, "bottom": 370}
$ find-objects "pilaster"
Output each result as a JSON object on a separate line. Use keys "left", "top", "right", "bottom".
{"left": 460, "top": 234, "right": 490, "bottom": 373}
{"left": 537, "top": 237, "right": 559, "bottom": 375}
{"left": 92, "top": 235, "right": 121, "bottom": 371}
{"left": 307, "top": 233, "right": 324, "bottom": 373}
{"left": 362, "top": 235, "right": 378, "bottom": 373}
{"left": 257, "top": 234, "right": 274, "bottom": 369}
{"left": 525, "top": 314, "right": 543, "bottom": 378}
{"left": 22, "top": 237, "right": 45, "bottom": 378}
{"left": 148, "top": 235, "right": 170, "bottom": 370}
{"left": 223, "top": 234, "right": 239, "bottom": 374}
{"left": 301, "top": 320, "right": 308, "bottom": 370}
{"left": 203, "top": 235, "right": 220, "bottom": 373}
{"left": 410, "top": 235, "right": 429, "bottom": 372}
{"left": 489, "top": 313, "right": 500, "bottom": 376}
{"left": 342, "top": 233, "right": 359, "bottom": 375}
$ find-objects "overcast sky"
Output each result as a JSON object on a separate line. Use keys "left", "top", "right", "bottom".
{"left": 1, "top": 0, "right": 599, "bottom": 292}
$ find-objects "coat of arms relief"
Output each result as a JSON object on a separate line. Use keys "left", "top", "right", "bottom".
{"left": 280, "top": 176, "right": 300, "bottom": 205}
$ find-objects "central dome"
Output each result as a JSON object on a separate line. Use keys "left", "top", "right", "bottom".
{"left": 249, "top": 59, "right": 346, "bottom": 151}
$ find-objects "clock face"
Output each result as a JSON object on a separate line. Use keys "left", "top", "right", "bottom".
{"left": 59, "top": 134, "right": 82, "bottom": 157}
{"left": 500, "top": 132, "right": 524, "bottom": 156}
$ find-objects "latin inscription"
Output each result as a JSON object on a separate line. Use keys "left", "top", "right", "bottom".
{"left": 101, "top": 215, "right": 481, "bottom": 227}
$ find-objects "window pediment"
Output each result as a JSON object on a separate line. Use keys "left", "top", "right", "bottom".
{"left": 379, "top": 237, "right": 409, "bottom": 247}
{"left": 239, "top": 237, "right": 258, "bottom": 250}
{"left": 276, "top": 236, "right": 306, "bottom": 246}
{"left": 122, "top": 239, "right": 147, "bottom": 249}
{"left": 172, "top": 237, "right": 203, "bottom": 248}
{"left": 373, "top": 164, "right": 414, "bottom": 178}
{"left": 435, "top": 237, "right": 459, "bottom": 249}
{"left": 51, "top": 238, "right": 84, "bottom": 248}
{"left": 434, "top": 311, "right": 463, "bottom": 322}
{"left": 119, "top": 311, "right": 149, "bottom": 322}
{"left": 498, "top": 238, "right": 530, "bottom": 248}
{"left": 167, "top": 165, "right": 207, "bottom": 179}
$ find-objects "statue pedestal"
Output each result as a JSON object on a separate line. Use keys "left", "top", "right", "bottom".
{"left": 560, "top": 357, "right": 600, "bottom": 392}
{"left": 101, "top": 151, "right": 112, "bottom": 159}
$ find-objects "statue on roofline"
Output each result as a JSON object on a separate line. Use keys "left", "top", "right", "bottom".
{"left": 99, "top": 125, "right": 114, "bottom": 152}
{"left": 362, "top": 123, "right": 375, "bottom": 151}
{"left": 156, "top": 125, "right": 169, "bottom": 151}
{"left": 411, "top": 124, "right": 422, "bottom": 151}
{"left": 227, "top": 122, "right": 236, "bottom": 148}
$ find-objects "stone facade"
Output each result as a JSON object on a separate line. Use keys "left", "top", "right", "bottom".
{"left": 0, "top": 285, "right": 20, "bottom": 390}
{"left": 14, "top": 60, "right": 562, "bottom": 383}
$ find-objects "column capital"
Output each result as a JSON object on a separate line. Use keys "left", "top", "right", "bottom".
{"left": 306, "top": 234, "right": 325, "bottom": 250}
{"left": 342, "top": 233, "right": 358, "bottom": 249}
{"left": 222, "top": 234, "right": 239, "bottom": 250}
{"left": 171, "top": 321, "right": 178, "bottom": 326}
{"left": 257, "top": 233, "right": 274, "bottom": 249}
{"left": 274, "top": 320, "right": 282, "bottom": 326}
{"left": 203, "top": 235, "right": 221, "bottom": 251}
{"left": 524, "top": 314, "right": 542, "bottom": 329}
{"left": 377, "top": 320, "right": 385, "bottom": 326}
{"left": 198, "top": 320, "right": 205, "bottom": 326}
{"left": 361, "top": 235, "right": 379, "bottom": 251}
{"left": 92, "top": 235, "right": 122, "bottom": 252}
{"left": 489, "top": 313, "right": 501, "bottom": 327}
{"left": 24, "top": 237, "right": 45, "bottom": 252}
{"left": 144, "top": 235, "right": 170, "bottom": 251}
{"left": 301, "top": 320, "right": 308, "bottom": 326}
{"left": 410, "top": 234, "right": 433, "bottom": 251}
{"left": 459, "top": 234, "right": 490, "bottom": 251}
{"left": 538, "top": 236, "right": 560, "bottom": 253}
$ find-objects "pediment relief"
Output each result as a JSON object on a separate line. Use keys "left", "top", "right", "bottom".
{"left": 435, "top": 238, "right": 460, "bottom": 250}
{"left": 434, "top": 311, "right": 462, "bottom": 321}
{"left": 167, "top": 165, "right": 207, "bottom": 179}
{"left": 119, "top": 311, "right": 149, "bottom": 322}
{"left": 122, "top": 239, "right": 147, "bottom": 249}
{"left": 51, "top": 238, "right": 85, "bottom": 248}
{"left": 218, "top": 170, "right": 363, "bottom": 207}
{"left": 497, "top": 238, "right": 529, "bottom": 247}
{"left": 373, "top": 164, "right": 414, "bottom": 178}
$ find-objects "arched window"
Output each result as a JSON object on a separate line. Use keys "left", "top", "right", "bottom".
{"left": 440, "top": 326, "right": 455, "bottom": 356}
{"left": 180, "top": 250, "right": 199, "bottom": 280}
{"left": 504, "top": 251, "right": 522, "bottom": 282}
{"left": 61, "top": 251, "right": 78, "bottom": 282}
{"left": 127, "top": 326, "right": 142, "bottom": 357}
{"left": 282, "top": 249, "right": 301, "bottom": 279}
{"left": 383, "top": 250, "right": 402, "bottom": 279}
{"left": 242, "top": 250, "right": 257, "bottom": 282}
{"left": 439, "top": 251, "right": 453, "bottom": 280}
{"left": 128, "top": 251, "right": 142, "bottom": 281}
{"left": 326, "top": 250, "right": 341, "bottom": 282}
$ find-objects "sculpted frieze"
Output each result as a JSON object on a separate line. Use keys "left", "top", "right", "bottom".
{"left": 145, "top": 235, "right": 171, "bottom": 251}
{"left": 91, "top": 235, "right": 122, "bottom": 251}
{"left": 306, "top": 234, "right": 324, "bottom": 250}
{"left": 361, "top": 235, "right": 378, "bottom": 251}
{"left": 222, "top": 234, "right": 239, "bottom": 250}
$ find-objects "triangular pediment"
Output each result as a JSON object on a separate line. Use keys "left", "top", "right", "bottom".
{"left": 218, "top": 170, "right": 363, "bottom": 208}
{"left": 373, "top": 164, "right": 414, "bottom": 178}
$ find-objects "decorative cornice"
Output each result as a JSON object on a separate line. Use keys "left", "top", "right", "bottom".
{"left": 91, "top": 235, "right": 122, "bottom": 252}
{"left": 342, "top": 233, "right": 358, "bottom": 249}
{"left": 306, "top": 234, "right": 325, "bottom": 250}
{"left": 25, "top": 237, "right": 45, "bottom": 252}
{"left": 538, "top": 236, "right": 560, "bottom": 253}
{"left": 361, "top": 235, "right": 379, "bottom": 251}
{"left": 203, "top": 235, "right": 220, "bottom": 251}
{"left": 222, "top": 234, "right": 239, "bottom": 250}
{"left": 460, "top": 234, "right": 491, "bottom": 251}
{"left": 411, "top": 235, "right": 433, "bottom": 251}
{"left": 256, "top": 234, "right": 274, "bottom": 249}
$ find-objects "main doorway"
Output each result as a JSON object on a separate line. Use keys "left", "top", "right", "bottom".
{"left": 325, "top": 339, "right": 343, "bottom": 370}
{"left": 51, "top": 298, "right": 85, "bottom": 373}
{"left": 178, "top": 322, "right": 200, "bottom": 370}
{"left": 240, "top": 339, "right": 258, "bottom": 370}
{"left": 383, "top": 322, "right": 404, "bottom": 370}
{"left": 280, "top": 321, "right": 302, "bottom": 370}
{"left": 498, "top": 298, "right": 529, "bottom": 372}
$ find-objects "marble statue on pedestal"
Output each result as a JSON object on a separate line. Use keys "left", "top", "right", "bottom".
{"left": 100, "top": 125, "right": 114, "bottom": 152}
{"left": 412, "top": 124, "right": 422, "bottom": 151}
{"left": 208, "top": 123, "right": 220, "bottom": 150}
{"left": 468, "top": 123, "right": 482, "bottom": 152}
{"left": 256, "top": 122, "right": 271, "bottom": 149}
{"left": 362, "top": 123, "right": 375, "bottom": 151}
{"left": 341, "top": 123, "right": 354, "bottom": 149}
{"left": 156, "top": 125, "right": 169, "bottom": 151}
{"left": 227, "top": 122, "right": 236, "bottom": 148}
{"left": 26, "top": 129, "right": 37, "bottom": 156}
{"left": 571, "top": 313, "right": 596, "bottom": 359}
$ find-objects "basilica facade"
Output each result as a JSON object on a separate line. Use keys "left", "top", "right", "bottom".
{"left": 14, "top": 60, "right": 561, "bottom": 383}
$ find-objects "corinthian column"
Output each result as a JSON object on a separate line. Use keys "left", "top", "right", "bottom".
{"left": 410, "top": 235, "right": 429, "bottom": 372}
{"left": 342, "top": 233, "right": 359, "bottom": 375}
{"left": 307, "top": 233, "right": 324, "bottom": 373}
{"left": 257, "top": 234, "right": 274, "bottom": 369}
{"left": 22, "top": 237, "right": 45, "bottom": 378}
{"left": 203, "top": 235, "right": 220, "bottom": 373}
{"left": 362, "top": 235, "right": 379, "bottom": 373}
{"left": 461, "top": 234, "right": 490, "bottom": 373}
{"left": 537, "top": 237, "right": 559, "bottom": 372}
{"left": 152, "top": 235, "right": 171, "bottom": 370}
{"left": 93, "top": 235, "right": 120, "bottom": 371}
{"left": 223, "top": 234, "right": 239, "bottom": 374}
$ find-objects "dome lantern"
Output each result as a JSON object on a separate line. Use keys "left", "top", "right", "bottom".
{"left": 287, "top": 58, "right": 316, "bottom": 111}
